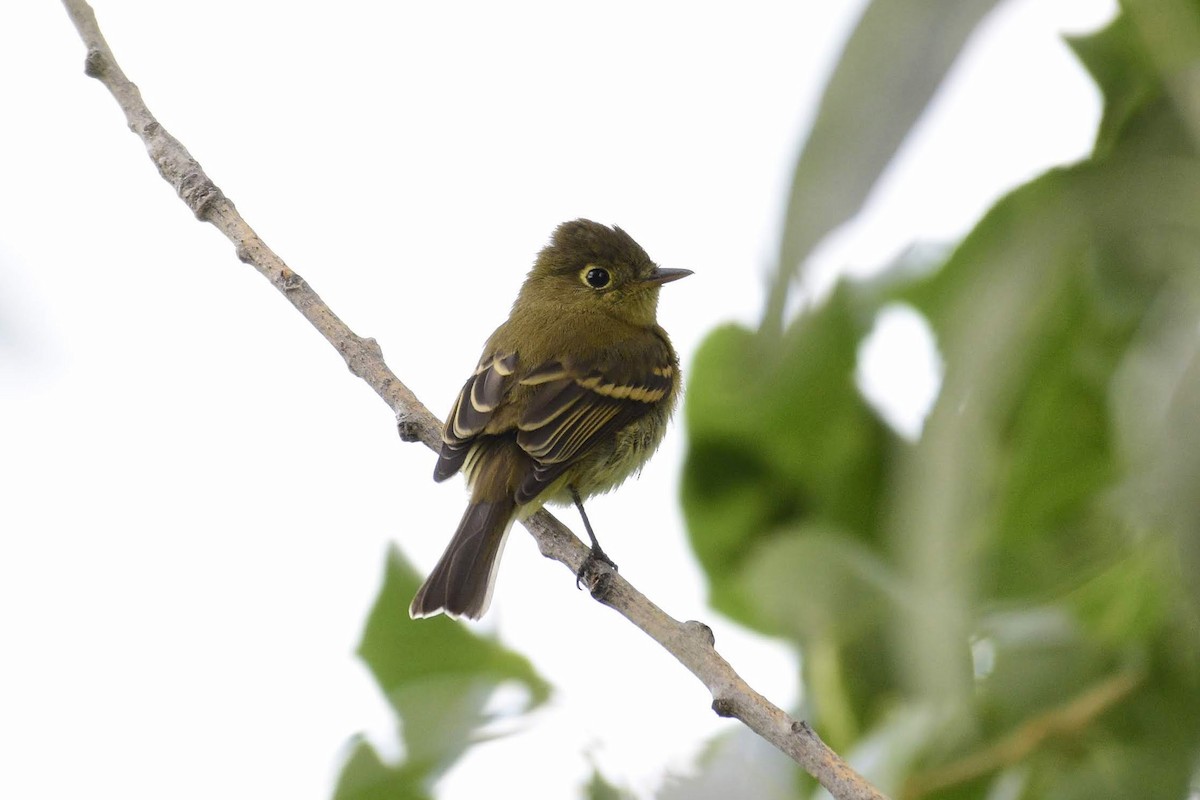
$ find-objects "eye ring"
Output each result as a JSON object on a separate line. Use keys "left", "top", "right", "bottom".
{"left": 581, "top": 267, "right": 611, "bottom": 289}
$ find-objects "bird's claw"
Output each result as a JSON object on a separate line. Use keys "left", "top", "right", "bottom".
{"left": 575, "top": 546, "right": 619, "bottom": 589}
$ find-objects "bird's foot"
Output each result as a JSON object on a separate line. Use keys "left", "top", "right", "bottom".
{"left": 575, "top": 545, "right": 618, "bottom": 589}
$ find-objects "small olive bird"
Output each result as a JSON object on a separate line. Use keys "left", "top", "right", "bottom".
{"left": 409, "top": 219, "right": 691, "bottom": 619}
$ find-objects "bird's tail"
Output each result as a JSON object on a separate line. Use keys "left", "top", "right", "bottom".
{"left": 409, "top": 494, "right": 518, "bottom": 620}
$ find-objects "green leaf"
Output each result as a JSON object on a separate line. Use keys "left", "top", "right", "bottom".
{"left": 1067, "top": 13, "right": 1162, "bottom": 158}
{"left": 1122, "top": 0, "right": 1200, "bottom": 140}
{"left": 357, "top": 548, "right": 550, "bottom": 705}
{"left": 767, "top": 0, "right": 1003, "bottom": 328}
{"left": 681, "top": 289, "right": 895, "bottom": 632}
{"left": 738, "top": 526, "right": 904, "bottom": 747}
{"left": 583, "top": 769, "right": 628, "bottom": 800}
{"left": 332, "top": 546, "right": 550, "bottom": 799}
{"left": 978, "top": 248, "right": 1130, "bottom": 602}
{"left": 334, "top": 737, "right": 430, "bottom": 800}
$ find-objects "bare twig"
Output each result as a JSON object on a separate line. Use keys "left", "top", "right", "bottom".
{"left": 59, "top": 2, "right": 888, "bottom": 798}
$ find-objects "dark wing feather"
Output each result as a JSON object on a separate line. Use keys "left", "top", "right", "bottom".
{"left": 514, "top": 363, "right": 674, "bottom": 503}
{"left": 433, "top": 352, "right": 517, "bottom": 482}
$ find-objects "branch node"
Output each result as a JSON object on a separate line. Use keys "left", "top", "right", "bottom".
{"left": 683, "top": 619, "right": 715, "bottom": 647}
{"left": 179, "top": 169, "right": 223, "bottom": 219}
{"left": 277, "top": 268, "right": 304, "bottom": 291}
{"left": 84, "top": 47, "right": 105, "bottom": 77}
{"left": 397, "top": 415, "right": 423, "bottom": 443}
{"left": 712, "top": 697, "right": 737, "bottom": 718}
{"left": 235, "top": 242, "right": 254, "bottom": 264}
{"left": 791, "top": 719, "right": 816, "bottom": 737}
{"left": 361, "top": 336, "right": 383, "bottom": 359}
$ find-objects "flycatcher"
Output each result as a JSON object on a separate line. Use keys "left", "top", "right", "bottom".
{"left": 410, "top": 219, "right": 691, "bottom": 619}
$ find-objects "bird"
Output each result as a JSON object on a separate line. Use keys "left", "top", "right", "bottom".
{"left": 409, "top": 219, "right": 691, "bottom": 620}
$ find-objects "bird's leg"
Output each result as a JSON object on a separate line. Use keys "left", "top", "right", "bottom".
{"left": 570, "top": 486, "right": 618, "bottom": 587}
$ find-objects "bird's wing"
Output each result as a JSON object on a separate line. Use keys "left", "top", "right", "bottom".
{"left": 513, "top": 359, "right": 674, "bottom": 504}
{"left": 433, "top": 352, "right": 518, "bottom": 482}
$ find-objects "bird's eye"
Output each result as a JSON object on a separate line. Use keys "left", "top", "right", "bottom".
{"left": 582, "top": 267, "right": 611, "bottom": 289}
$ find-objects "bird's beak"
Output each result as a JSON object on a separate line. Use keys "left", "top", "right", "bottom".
{"left": 644, "top": 267, "right": 693, "bottom": 285}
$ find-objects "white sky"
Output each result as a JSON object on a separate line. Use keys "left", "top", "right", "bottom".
{"left": 1, "top": 1, "right": 1113, "bottom": 798}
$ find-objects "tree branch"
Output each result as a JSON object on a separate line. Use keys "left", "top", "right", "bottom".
{"left": 59, "top": 2, "right": 888, "bottom": 798}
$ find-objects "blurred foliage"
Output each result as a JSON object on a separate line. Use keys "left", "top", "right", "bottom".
{"left": 333, "top": 546, "right": 549, "bottom": 800}
{"left": 585, "top": 769, "right": 634, "bottom": 800}
{"left": 682, "top": 2, "right": 1200, "bottom": 799}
